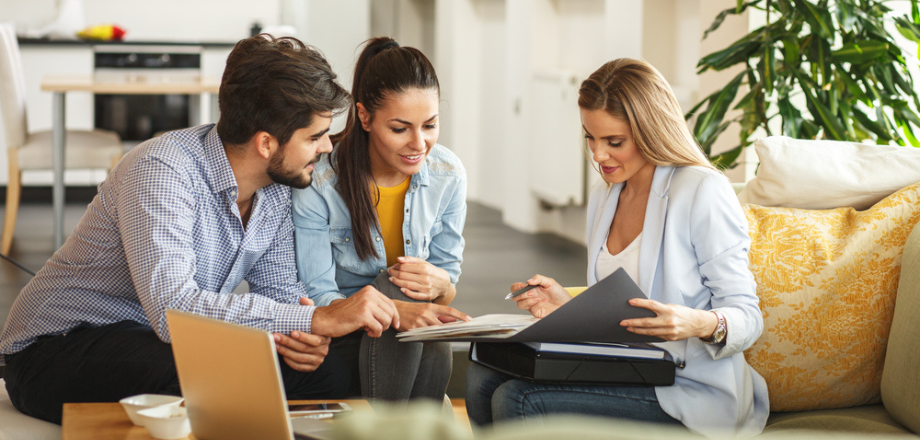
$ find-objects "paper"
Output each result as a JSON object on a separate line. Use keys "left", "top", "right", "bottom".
{"left": 396, "top": 268, "right": 663, "bottom": 343}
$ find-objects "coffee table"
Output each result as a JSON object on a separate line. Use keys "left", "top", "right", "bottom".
{"left": 61, "top": 399, "right": 371, "bottom": 440}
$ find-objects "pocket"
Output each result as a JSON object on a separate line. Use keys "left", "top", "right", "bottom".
{"left": 418, "top": 221, "right": 443, "bottom": 260}
{"left": 330, "top": 227, "right": 361, "bottom": 271}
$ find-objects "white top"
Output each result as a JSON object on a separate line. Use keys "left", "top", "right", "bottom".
{"left": 596, "top": 232, "right": 641, "bottom": 284}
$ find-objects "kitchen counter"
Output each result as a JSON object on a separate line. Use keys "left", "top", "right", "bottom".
{"left": 17, "top": 37, "right": 237, "bottom": 48}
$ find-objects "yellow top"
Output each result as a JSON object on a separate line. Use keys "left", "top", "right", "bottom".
{"left": 375, "top": 177, "right": 411, "bottom": 267}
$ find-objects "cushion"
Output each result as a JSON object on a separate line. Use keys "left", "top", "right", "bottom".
{"left": 764, "top": 404, "right": 910, "bottom": 434}
{"left": 881, "top": 217, "right": 920, "bottom": 434}
{"left": 0, "top": 379, "right": 61, "bottom": 440}
{"left": 742, "top": 183, "right": 920, "bottom": 412}
{"left": 737, "top": 136, "right": 920, "bottom": 210}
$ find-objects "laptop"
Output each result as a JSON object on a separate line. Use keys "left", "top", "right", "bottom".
{"left": 165, "top": 309, "right": 334, "bottom": 440}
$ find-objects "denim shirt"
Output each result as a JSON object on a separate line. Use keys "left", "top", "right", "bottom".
{"left": 292, "top": 144, "right": 467, "bottom": 307}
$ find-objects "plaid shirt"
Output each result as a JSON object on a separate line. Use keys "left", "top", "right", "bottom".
{"left": 0, "top": 124, "right": 314, "bottom": 363}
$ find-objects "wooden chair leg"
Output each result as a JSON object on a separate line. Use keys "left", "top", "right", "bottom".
{"left": 2, "top": 148, "right": 21, "bottom": 255}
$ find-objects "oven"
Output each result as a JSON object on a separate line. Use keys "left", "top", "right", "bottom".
{"left": 93, "top": 45, "right": 202, "bottom": 142}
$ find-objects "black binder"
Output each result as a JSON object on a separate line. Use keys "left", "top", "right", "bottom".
{"left": 470, "top": 342, "right": 676, "bottom": 386}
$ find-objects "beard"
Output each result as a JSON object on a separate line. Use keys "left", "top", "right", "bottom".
{"left": 267, "top": 148, "right": 316, "bottom": 189}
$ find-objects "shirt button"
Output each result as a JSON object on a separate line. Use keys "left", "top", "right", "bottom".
{"left": 375, "top": 237, "right": 381, "bottom": 242}
{"left": 379, "top": 269, "right": 385, "bottom": 274}
{"left": 405, "top": 239, "right": 410, "bottom": 245}
{"left": 229, "top": 189, "right": 237, "bottom": 197}
{"left": 345, "top": 237, "right": 350, "bottom": 242}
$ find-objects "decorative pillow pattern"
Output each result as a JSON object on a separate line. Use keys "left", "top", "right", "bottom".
{"left": 742, "top": 183, "right": 920, "bottom": 412}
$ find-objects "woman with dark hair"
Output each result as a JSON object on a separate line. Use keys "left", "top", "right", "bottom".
{"left": 465, "top": 58, "right": 768, "bottom": 438}
{"left": 292, "top": 37, "right": 469, "bottom": 402}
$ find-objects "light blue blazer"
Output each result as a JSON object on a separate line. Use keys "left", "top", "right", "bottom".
{"left": 586, "top": 166, "right": 768, "bottom": 438}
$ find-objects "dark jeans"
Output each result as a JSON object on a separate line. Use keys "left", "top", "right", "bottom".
{"left": 331, "top": 273, "right": 452, "bottom": 405}
{"left": 4, "top": 320, "right": 350, "bottom": 425}
{"left": 466, "top": 363, "right": 683, "bottom": 427}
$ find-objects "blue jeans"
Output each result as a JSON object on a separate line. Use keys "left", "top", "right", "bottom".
{"left": 465, "top": 363, "right": 683, "bottom": 427}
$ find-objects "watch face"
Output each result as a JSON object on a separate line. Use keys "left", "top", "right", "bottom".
{"left": 714, "top": 326, "right": 726, "bottom": 343}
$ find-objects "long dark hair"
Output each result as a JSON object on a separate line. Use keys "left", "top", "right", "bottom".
{"left": 332, "top": 37, "right": 439, "bottom": 261}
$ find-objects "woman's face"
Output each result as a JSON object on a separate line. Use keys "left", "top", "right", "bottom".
{"left": 359, "top": 87, "right": 440, "bottom": 187}
{"left": 581, "top": 109, "right": 652, "bottom": 186}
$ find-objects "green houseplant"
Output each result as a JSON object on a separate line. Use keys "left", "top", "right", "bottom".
{"left": 689, "top": 0, "right": 920, "bottom": 169}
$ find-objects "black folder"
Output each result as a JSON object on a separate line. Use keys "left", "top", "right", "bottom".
{"left": 470, "top": 342, "right": 676, "bottom": 386}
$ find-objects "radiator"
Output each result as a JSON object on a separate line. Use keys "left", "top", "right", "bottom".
{"left": 529, "top": 69, "right": 587, "bottom": 207}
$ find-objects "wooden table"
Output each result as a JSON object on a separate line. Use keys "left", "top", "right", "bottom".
{"left": 61, "top": 399, "right": 371, "bottom": 440}
{"left": 40, "top": 75, "right": 221, "bottom": 249}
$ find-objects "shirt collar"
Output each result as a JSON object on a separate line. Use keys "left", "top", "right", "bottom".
{"left": 410, "top": 156, "right": 431, "bottom": 187}
{"left": 203, "top": 126, "right": 239, "bottom": 194}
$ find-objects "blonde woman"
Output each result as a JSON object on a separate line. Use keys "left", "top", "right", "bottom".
{"left": 465, "top": 59, "right": 769, "bottom": 438}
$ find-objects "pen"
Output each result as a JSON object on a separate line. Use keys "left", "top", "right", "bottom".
{"left": 505, "top": 284, "right": 538, "bottom": 300}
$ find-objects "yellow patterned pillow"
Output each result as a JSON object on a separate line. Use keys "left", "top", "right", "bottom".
{"left": 743, "top": 182, "right": 920, "bottom": 412}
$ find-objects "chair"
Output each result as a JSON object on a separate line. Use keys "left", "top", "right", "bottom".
{"left": 0, "top": 23, "right": 123, "bottom": 254}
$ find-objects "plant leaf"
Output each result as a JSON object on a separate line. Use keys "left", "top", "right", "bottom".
{"left": 704, "top": 0, "right": 761, "bottom": 40}
{"left": 794, "top": 0, "right": 833, "bottom": 38}
{"left": 792, "top": 69, "right": 848, "bottom": 140}
{"left": 830, "top": 40, "right": 888, "bottom": 63}
{"left": 709, "top": 145, "right": 745, "bottom": 170}
{"left": 698, "top": 41, "right": 761, "bottom": 72}
{"left": 836, "top": 1, "right": 858, "bottom": 32}
{"left": 694, "top": 71, "right": 746, "bottom": 149}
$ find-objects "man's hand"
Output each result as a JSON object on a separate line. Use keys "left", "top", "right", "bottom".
{"left": 387, "top": 256, "right": 453, "bottom": 302}
{"left": 393, "top": 300, "right": 471, "bottom": 331}
{"left": 273, "top": 331, "right": 330, "bottom": 372}
{"left": 310, "top": 286, "right": 400, "bottom": 338}
{"left": 511, "top": 274, "right": 572, "bottom": 318}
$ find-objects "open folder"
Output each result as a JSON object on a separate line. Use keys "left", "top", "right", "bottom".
{"left": 397, "top": 268, "right": 664, "bottom": 343}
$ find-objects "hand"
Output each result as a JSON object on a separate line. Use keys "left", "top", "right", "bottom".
{"left": 511, "top": 274, "right": 571, "bottom": 318}
{"left": 388, "top": 256, "right": 452, "bottom": 302}
{"left": 392, "top": 300, "right": 471, "bottom": 331}
{"left": 272, "top": 331, "right": 330, "bottom": 372}
{"left": 310, "top": 286, "right": 400, "bottom": 338}
{"left": 620, "top": 298, "right": 719, "bottom": 341}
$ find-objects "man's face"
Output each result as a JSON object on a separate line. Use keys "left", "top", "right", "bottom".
{"left": 267, "top": 112, "right": 334, "bottom": 189}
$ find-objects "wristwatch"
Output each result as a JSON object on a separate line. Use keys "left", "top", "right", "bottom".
{"left": 703, "top": 311, "right": 727, "bottom": 344}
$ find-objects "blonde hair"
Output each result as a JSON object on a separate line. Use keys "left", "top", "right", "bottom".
{"left": 578, "top": 58, "right": 717, "bottom": 172}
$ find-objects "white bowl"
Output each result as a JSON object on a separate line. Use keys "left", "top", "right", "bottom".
{"left": 136, "top": 405, "right": 192, "bottom": 440}
{"left": 119, "top": 394, "right": 184, "bottom": 426}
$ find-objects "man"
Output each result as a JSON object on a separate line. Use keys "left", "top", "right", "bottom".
{"left": 0, "top": 35, "right": 399, "bottom": 424}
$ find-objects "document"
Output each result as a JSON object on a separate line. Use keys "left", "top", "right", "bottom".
{"left": 396, "top": 268, "right": 663, "bottom": 343}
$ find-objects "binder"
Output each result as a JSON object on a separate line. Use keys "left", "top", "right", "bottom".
{"left": 398, "top": 268, "right": 664, "bottom": 344}
{"left": 470, "top": 342, "right": 676, "bottom": 386}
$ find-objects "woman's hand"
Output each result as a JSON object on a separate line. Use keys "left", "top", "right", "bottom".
{"left": 392, "top": 300, "right": 471, "bottom": 331}
{"left": 511, "top": 274, "right": 572, "bottom": 318}
{"left": 620, "top": 298, "right": 719, "bottom": 341}
{"left": 388, "top": 256, "right": 453, "bottom": 303}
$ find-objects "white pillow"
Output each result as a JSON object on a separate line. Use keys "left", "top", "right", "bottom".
{"left": 737, "top": 136, "right": 920, "bottom": 210}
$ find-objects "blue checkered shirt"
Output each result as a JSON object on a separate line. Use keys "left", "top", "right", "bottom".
{"left": 0, "top": 124, "right": 315, "bottom": 363}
